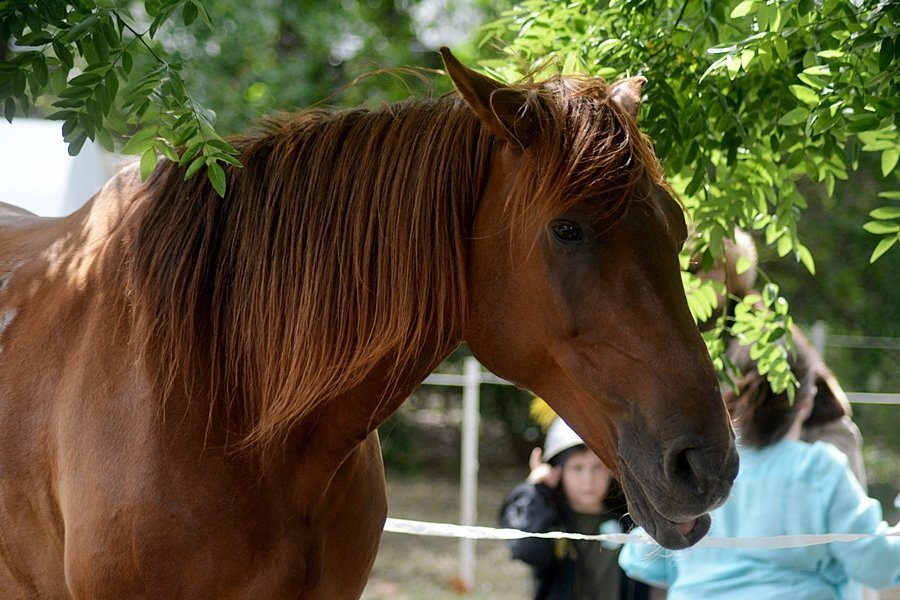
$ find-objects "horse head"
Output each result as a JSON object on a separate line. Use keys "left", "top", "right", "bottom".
{"left": 443, "top": 49, "right": 738, "bottom": 550}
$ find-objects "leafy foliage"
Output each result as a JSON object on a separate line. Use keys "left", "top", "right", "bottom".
{"left": 1, "top": 0, "right": 239, "bottom": 195}
{"left": 1, "top": 0, "right": 494, "bottom": 194}
{"left": 482, "top": 0, "right": 899, "bottom": 393}
{"left": 482, "top": 0, "right": 898, "bottom": 260}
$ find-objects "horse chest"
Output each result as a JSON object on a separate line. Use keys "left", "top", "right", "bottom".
{"left": 53, "top": 461, "right": 323, "bottom": 598}
{"left": 62, "top": 435, "right": 383, "bottom": 599}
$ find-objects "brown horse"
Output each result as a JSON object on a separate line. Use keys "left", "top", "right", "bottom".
{"left": 0, "top": 49, "right": 737, "bottom": 598}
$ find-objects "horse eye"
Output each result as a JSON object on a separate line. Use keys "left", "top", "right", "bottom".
{"left": 551, "top": 221, "right": 584, "bottom": 244}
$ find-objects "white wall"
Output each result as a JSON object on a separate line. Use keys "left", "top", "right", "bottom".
{"left": 0, "top": 118, "right": 124, "bottom": 217}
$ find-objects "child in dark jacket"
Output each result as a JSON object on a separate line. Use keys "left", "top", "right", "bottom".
{"left": 499, "top": 417, "right": 650, "bottom": 600}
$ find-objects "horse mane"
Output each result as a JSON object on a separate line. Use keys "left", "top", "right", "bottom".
{"left": 127, "top": 72, "right": 668, "bottom": 453}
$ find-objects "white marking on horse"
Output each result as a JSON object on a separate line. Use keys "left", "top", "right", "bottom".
{"left": 0, "top": 308, "right": 15, "bottom": 336}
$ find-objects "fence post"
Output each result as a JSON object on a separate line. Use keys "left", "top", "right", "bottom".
{"left": 811, "top": 320, "right": 827, "bottom": 358}
{"left": 459, "top": 356, "right": 481, "bottom": 592}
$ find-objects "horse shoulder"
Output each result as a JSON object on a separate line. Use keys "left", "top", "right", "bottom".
{"left": 0, "top": 160, "right": 152, "bottom": 597}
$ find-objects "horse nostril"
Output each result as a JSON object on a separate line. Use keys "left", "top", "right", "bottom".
{"left": 674, "top": 448, "right": 694, "bottom": 481}
{"left": 664, "top": 440, "right": 738, "bottom": 502}
{"left": 664, "top": 441, "right": 739, "bottom": 509}
{"left": 665, "top": 444, "right": 705, "bottom": 493}
{"left": 672, "top": 447, "right": 697, "bottom": 483}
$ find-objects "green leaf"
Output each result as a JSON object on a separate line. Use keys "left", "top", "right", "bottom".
{"left": 92, "top": 31, "right": 110, "bottom": 64}
{"left": 61, "top": 117, "right": 79, "bottom": 138}
{"left": 50, "top": 64, "right": 69, "bottom": 95}
{"left": 730, "top": 1, "right": 756, "bottom": 18}
{"left": 65, "top": 14, "right": 101, "bottom": 44}
{"left": 53, "top": 41, "right": 74, "bottom": 69}
{"left": 847, "top": 114, "right": 880, "bottom": 132}
{"left": 180, "top": 141, "right": 203, "bottom": 165}
{"left": 789, "top": 85, "right": 819, "bottom": 106}
{"left": 197, "top": 3, "right": 214, "bottom": 29}
{"left": 880, "top": 37, "right": 894, "bottom": 72}
{"left": 69, "top": 72, "right": 104, "bottom": 87}
{"left": 18, "top": 31, "right": 55, "bottom": 46}
{"left": 726, "top": 53, "right": 742, "bottom": 78}
{"left": 765, "top": 326, "right": 786, "bottom": 344}
{"left": 173, "top": 126, "right": 197, "bottom": 147}
{"left": 96, "top": 127, "right": 116, "bottom": 152}
{"left": 77, "top": 111, "right": 95, "bottom": 138}
{"left": 45, "top": 109, "right": 76, "bottom": 122}
{"left": 870, "top": 205, "right": 900, "bottom": 219}
{"left": 140, "top": 149, "right": 158, "bottom": 180}
{"left": 862, "top": 220, "right": 900, "bottom": 235}
{"left": 801, "top": 65, "right": 830, "bottom": 76}
{"left": 156, "top": 141, "right": 180, "bottom": 163}
{"left": 58, "top": 85, "right": 93, "bottom": 99}
{"left": 207, "top": 160, "right": 227, "bottom": 197}
{"left": 100, "top": 17, "right": 120, "bottom": 47}
{"left": 204, "top": 138, "right": 233, "bottom": 153}
{"left": 881, "top": 149, "right": 899, "bottom": 177}
{"left": 778, "top": 108, "right": 808, "bottom": 126}
{"left": 183, "top": 2, "right": 198, "bottom": 26}
{"left": 67, "top": 132, "right": 88, "bottom": 156}
{"left": 149, "top": 6, "right": 178, "bottom": 38}
{"left": 184, "top": 156, "right": 206, "bottom": 179}
{"left": 32, "top": 55, "right": 49, "bottom": 87}
{"left": 52, "top": 98, "right": 84, "bottom": 109}
{"left": 121, "top": 128, "right": 157, "bottom": 155}
{"left": 870, "top": 236, "right": 897, "bottom": 263}
{"left": 774, "top": 37, "right": 789, "bottom": 61}
{"left": 121, "top": 47, "right": 133, "bottom": 74}
{"left": 762, "top": 282, "right": 780, "bottom": 305}
{"left": 214, "top": 153, "right": 242, "bottom": 167}
{"left": 797, "top": 244, "right": 816, "bottom": 274}
{"left": 740, "top": 49, "right": 755, "bottom": 70}
{"left": 145, "top": 0, "right": 163, "bottom": 17}
{"left": 776, "top": 234, "right": 792, "bottom": 257}
{"left": 104, "top": 70, "right": 119, "bottom": 100}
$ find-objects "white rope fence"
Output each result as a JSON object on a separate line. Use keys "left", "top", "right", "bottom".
{"left": 384, "top": 517, "right": 900, "bottom": 550}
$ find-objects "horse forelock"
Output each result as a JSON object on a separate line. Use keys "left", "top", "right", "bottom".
{"left": 129, "top": 96, "right": 493, "bottom": 453}
{"left": 504, "top": 74, "right": 674, "bottom": 235}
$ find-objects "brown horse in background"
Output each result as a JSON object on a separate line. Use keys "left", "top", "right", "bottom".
{"left": 0, "top": 49, "right": 737, "bottom": 598}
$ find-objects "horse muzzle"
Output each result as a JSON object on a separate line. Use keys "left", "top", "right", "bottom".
{"left": 618, "top": 435, "right": 739, "bottom": 550}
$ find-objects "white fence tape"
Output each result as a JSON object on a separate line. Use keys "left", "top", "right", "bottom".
{"left": 384, "top": 517, "right": 900, "bottom": 550}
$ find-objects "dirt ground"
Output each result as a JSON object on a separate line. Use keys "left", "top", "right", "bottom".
{"left": 362, "top": 472, "right": 531, "bottom": 599}
{"left": 363, "top": 473, "right": 900, "bottom": 600}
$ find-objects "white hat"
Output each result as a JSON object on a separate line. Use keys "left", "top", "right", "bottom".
{"left": 543, "top": 417, "right": 585, "bottom": 463}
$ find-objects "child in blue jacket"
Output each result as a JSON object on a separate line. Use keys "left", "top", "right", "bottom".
{"left": 618, "top": 333, "right": 900, "bottom": 599}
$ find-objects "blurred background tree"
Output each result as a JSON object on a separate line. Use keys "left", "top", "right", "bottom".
{"left": 148, "top": 0, "right": 491, "bottom": 134}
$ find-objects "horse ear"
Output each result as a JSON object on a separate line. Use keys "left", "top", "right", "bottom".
{"left": 440, "top": 47, "right": 538, "bottom": 148}
{"left": 610, "top": 76, "right": 647, "bottom": 121}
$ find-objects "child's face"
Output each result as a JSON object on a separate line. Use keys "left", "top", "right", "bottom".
{"left": 561, "top": 449, "right": 611, "bottom": 513}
